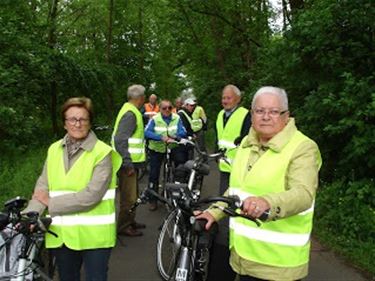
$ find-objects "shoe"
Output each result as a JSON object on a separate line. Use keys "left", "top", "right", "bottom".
{"left": 132, "top": 222, "right": 146, "bottom": 229}
{"left": 149, "top": 202, "right": 158, "bottom": 211}
{"left": 118, "top": 226, "right": 143, "bottom": 237}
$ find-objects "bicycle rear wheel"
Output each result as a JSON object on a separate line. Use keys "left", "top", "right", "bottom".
{"left": 156, "top": 209, "right": 182, "bottom": 280}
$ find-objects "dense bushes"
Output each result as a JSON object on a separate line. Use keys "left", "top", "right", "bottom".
{"left": 250, "top": 0, "right": 375, "bottom": 274}
{"left": 315, "top": 179, "right": 375, "bottom": 273}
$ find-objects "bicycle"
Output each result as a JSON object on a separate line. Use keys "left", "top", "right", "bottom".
{"left": 159, "top": 138, "right": 226, "bottom": 206}
{"left": 173, "top": 140, "right": 228, "bottom": 200}
{"left": 158, "top": 138, "right": 194, "bottom": 210}
{"left": 0, "top": 197, "right": 57, "bottom": 281}
{"left": 133, "top": 186, "right": 268, "bottom": 281}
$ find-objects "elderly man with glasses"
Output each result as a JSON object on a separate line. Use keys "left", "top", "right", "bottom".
{"left": 144, "top": 99, "right": 187, "bottom": 211}
{"left": 199, "top": 86, "right": 322, "bottom": 281}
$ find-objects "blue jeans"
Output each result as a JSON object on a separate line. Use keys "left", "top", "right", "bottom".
{"left": 51, "top": 245, "right": 112, "bottom": 281}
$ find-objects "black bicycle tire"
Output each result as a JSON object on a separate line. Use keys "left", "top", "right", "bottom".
{"left": 156, "top": 209, "right": 182, "bottom": 280}
{"left": 161, "top": 161, "right": 174, "bottom": 212}
{"left": 33, "top": 245, "right": 57, "bottom": 281}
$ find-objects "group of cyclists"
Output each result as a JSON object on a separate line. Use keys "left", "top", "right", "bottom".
{"left": 2, "top": 84, "right": 321, "bottom": 281}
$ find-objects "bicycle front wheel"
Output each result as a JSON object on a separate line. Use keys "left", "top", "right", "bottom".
{"left": 156, "top": 209, "right": 183, "bottom": 280}
{"left": 161, "top": 162, "right": 174, "bottom": 211}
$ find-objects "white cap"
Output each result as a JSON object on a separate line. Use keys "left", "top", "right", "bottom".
{"left": 184, "top": 98, "right": 197, "bottom": 105}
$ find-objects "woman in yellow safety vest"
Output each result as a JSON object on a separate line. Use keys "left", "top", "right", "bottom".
{"left": 24, "top": 97, "right": 121, "bottom": 281}
{"left": 198, "top": 86, "right": 321, "bottom": 281}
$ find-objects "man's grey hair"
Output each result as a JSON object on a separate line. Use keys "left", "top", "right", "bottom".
{"left": 127, "top": 84, "right": 145, "bottom": 99}
{"left": 223, "top": 84, "right": 241, "bottom": 97}
{"left": 251, "top": 86, "right": 288, "bottom": 111}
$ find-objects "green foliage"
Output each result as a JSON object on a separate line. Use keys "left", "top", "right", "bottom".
{"left": 315, "top": 179, "right": 375, "bottom": 275}
{"left": 0, "top": 147, "right": 46, "bottom": 207}
{"left": 249, "top": 0, "right": 375, "bottom": 274}
{"left": 252, "top": 0, "right": 375, "bottom": 182}
{"left": 0, "top": 0, "right": 374, "bottom": 273}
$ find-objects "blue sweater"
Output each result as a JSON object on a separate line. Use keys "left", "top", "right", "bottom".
{"left": 145, "top": 115, "right": 187, "bottom": 141}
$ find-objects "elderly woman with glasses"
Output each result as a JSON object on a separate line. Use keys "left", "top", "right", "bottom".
{"left": 144, "top": 99, "right": 187, "bottom": 211}
{"left": 198, "top": 86, "right": 322, "bottom": 281}
{"left": 24, "top": 97, "right": 121, "bottom": 281}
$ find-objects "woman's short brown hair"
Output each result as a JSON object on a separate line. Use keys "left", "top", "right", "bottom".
{"left": 61, "top": 97, "right": 94, "bottom": 123}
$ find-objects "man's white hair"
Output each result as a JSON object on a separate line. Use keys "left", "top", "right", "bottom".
{"left": 223, "top": 84, "right": 241, "bottom": 97}
{"left": 127, "top": 84, "right": 145, "bottom": 99}
{"left": 251, "top": 86, "right": 288, "bottom": 110}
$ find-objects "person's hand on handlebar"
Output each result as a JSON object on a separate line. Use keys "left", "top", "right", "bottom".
{"left": 162, "top": 136, "right": 175, "bottom": 143}
{"left": 194, "top": 210, "right": 216, "bottom": 231}
{"left": 242, "top": 196, "right": 270, "bottom": 219}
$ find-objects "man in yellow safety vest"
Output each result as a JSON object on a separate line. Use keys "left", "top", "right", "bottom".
{"left": 112, "top": 85, "right": 146, "bottom": 237}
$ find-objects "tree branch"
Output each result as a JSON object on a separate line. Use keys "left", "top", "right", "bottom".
{"left": 187, "top": 2, "right": 261, "bottom": 47}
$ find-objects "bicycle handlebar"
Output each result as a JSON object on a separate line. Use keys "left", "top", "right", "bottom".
{"left": 1, "top": 197, "right": 57, "bottom": 237}
{"left": 130, "top": 187, "right": 268, "bottom": 226}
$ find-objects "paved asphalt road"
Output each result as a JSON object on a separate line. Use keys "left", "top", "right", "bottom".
{"left": 108, "top": 161, "right": 370, "bottom": 281}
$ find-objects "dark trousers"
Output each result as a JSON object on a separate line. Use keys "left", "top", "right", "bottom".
{"left": 207, "top": 171, "right": 236, "bottom": 281}
{"left": 148, "top": 148, "right": 188, "bottom": 202}
{"left": 117, "top": 167, "right": 138, "bottom": 232}
{"left": 51, "top": 245, "right": 112, "bottom": 281}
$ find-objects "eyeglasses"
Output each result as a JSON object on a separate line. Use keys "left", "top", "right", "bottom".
{"left": 161, "top": 106, "right": 172, "bottom": 110}
{"left": 253, "top": 108, "right": 288, "bottom": 117}
{"left": 65, "top": 117, "right": 90, "bottom": 125}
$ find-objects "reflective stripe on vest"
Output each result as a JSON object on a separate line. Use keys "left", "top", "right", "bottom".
{"left": 112, "top": 102, "right": 145, "bottom": 163}
{"left": 216, "top": 107, "right": 248, "bottom": 172}
{"left": 52, "top": 213, "right": 116, "bottom": 226}
{"left": 154, "top": 125, "right": 178, "bottom": 132}
{"left": 49, "top": 189, "right": 115, "bottom": 201}
{"left": 230, "top": 220, "right": 311, "bottom": 246}
{"left": 149, "top": 113, "right": 180, "bottom": 153}
{"left": 45, "top": 139, "right": 121, "bottom": 250}
{"left": 229, "top": 130, "right": 322, "bottom": 267}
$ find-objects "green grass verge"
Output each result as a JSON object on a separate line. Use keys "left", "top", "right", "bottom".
{"left": 0, "top": 147, "right": 47, "bottom": 207}
{"left": 314, "top": 226, "right": 375, "bottom": 279}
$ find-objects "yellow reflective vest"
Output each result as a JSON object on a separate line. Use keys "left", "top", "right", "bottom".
{"left": 148, "top": 113, "right": 180, "bottom": 153}
{"left": 111, "top": 102, "right": 145, "bottom": 163}
{"left": 45, "top": 140, "right": 121, "bottom": 250}
{"left": 216, "top": 107, "right": 248, "bottom": 172}
{"left": 229, "top": 131, "right": 322, "bottom": 267}
{"left": 179, "top": 109, "right": 203, "bottom": 133}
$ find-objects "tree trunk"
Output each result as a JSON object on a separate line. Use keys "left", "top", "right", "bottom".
{"left": 106, "top": 0, "right": 115, "bottom": 120}
{"left": 289, "top": 0, "right": 304, "bottom": 12}
{"left": 47, "top": 0, "right": 59, "bottom": 136}
{"left": 106, "top": 0, "right": 114, "bottom": 64}
{"left": 138, "top": 5, "right": 145, "bottom": 81}
{"left": 209, "top": 16, "right": 229, "bottom": 82}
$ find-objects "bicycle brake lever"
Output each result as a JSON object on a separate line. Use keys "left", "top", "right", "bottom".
{"left": 47, "top": 229, "right": 58, "bottom": 237}
{"left": 212, "top": 205, "right": 261, "bottom": 227}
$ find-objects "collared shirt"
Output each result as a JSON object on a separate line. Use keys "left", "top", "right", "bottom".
{"left": 24, "top": 131, "right": 112, "bottom": 217}
{"left": 209, "top": 118, "right": 320, "bottom": 280}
